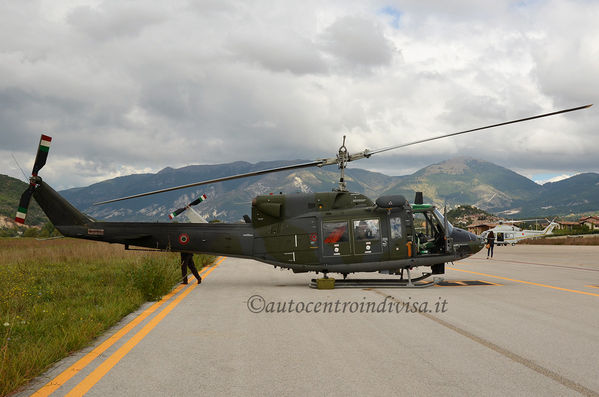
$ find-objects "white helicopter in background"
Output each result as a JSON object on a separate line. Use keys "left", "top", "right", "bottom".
{"left": 480, "top": 220, "right": 559, "bottom": 246}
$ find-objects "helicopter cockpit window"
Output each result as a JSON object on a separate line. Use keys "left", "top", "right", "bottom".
{"left": 353, "top": 219, "right": 380, "bottom": 241}
{"left": 414, "top": 211, "right": 444, "bottom": 254}
{"left": 323, "top": 221, "right": 349, "bottom": 243}
{"left": 433, "top": 208, "right": 453, "bottom": 234}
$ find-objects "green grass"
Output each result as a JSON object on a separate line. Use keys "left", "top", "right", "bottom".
{"left": 0, "top": 238, "right": 214, "bottom": 396}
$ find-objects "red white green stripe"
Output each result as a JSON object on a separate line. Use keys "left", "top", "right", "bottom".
{"left": 15, "top": 207, "right": 27, "bottom": 224}
{"left": 39, "top": 134, "right": 52, "bottom": 152}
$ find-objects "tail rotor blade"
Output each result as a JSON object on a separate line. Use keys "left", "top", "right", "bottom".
{"left": 188, "top": 194, "right": 207, "bottom": 207}
{"left": 32, "top": 134, "right": 52, "bottom": 176}
{"left": 15, "top": 187, "right": 34, "bottom": 224}
{"left": 16, "top": 134, "right": 52, "bottom": 225}
{"left": 168, "top": 194, "right": 208, "bottom": 219}
{"left": 168, "top": 207, "right": 187, "bottom": 220}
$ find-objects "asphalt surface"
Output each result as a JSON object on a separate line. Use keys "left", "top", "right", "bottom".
{"left": 19, "top": 245, "right": 599, "bottom": 396}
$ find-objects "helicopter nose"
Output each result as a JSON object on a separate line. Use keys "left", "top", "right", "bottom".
{"left": 450, "top": 227, "right": 485, "bottom": 257}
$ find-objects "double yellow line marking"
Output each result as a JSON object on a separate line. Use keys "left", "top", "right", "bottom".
{"left": 32, "top": 257, "right": 225, "bottom": 397}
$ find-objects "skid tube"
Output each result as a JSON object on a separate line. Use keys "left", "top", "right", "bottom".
{"left": 309, "top": 269, "right": 444, "bottom": 289}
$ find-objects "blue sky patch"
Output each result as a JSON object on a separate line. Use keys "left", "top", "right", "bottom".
{"left": 379, "top": 6, "right": 402, "bottom": 29}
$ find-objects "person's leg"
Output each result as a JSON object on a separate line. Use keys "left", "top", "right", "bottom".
{"left": 181, "top": 253, "right": 188, "bottom": 284}
{"left": 188, "top": 255, "right": 202, "bottom": 284}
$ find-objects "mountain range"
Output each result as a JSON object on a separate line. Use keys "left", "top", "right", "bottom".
{"left": 58, "top": 157, "right": 599, "bottom": 222}
{"left": 2, "top": 157, "right": 598, "bottom": 226}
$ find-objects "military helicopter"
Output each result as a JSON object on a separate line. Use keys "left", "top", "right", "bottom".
{"left": 15, "top": 104, "right": 591, "bottom": 287}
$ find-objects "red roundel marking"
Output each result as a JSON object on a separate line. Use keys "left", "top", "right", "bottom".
{"left": 179, "top": 233, "right": 190, "bottom": 245}
{"left": 310, "top": 233, "right": 317, "bottom": 242}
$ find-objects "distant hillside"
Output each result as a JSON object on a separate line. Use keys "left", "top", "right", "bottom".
{"left": 515, "top": 173, "right": 599, "bottom": 217}
{"left": 446, "top": 205, "right": 501, "bottom": 229}
{"left": 0, "top": 174, "right": 48, "bottom": 227}
{"left": 383, "top": 158, "right": 541, "bottom": 211}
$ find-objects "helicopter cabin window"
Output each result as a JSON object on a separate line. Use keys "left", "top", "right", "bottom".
{"left": 352, "top": 219, "right": 381, "bottom": 254}
{"left": 323, "top": 221, "right": 349, "bottom": 243}
{"left": 322, "top": 221, "right": 350, "bottom": 257}
{"left": 353, "top": 219, "right": 380, "bottom": 241}
{"left": 390, "top": 217, "right": 402, "bottom": 239}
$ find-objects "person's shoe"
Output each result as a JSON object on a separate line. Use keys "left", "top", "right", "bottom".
{"left": 197, "top": 276, "right": 202, "bottom": 284}
{"left": 182, "top": 277, "right": 188, "bottom": 284}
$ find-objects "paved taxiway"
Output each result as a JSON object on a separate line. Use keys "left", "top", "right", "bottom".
{"left": 20, "top": 245, "right": 599, "bottom": 396}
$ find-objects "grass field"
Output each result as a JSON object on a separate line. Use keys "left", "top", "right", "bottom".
{"left": 0, "top": 238, "right": 213, "bottom": 396}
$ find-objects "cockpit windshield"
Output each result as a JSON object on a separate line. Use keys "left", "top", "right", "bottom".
{"left": 433, "top": 208, "right": 454, "bottom": 234}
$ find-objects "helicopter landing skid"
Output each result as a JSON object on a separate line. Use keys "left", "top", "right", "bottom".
{"left": 309, "top": 270, "right": 443, "bottom": 289}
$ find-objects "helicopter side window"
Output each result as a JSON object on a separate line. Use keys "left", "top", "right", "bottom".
{"left": 323, "top": 221, "right": 349, "bottom": 243}
{"left": 353, "top": 219, "right": 380, "bottom": 241}
{"left": 390, "top": 217, "right": 402, "bottom": 239}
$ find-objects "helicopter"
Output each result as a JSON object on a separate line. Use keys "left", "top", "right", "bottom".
{"left": 15, "top": 104, "right": 591, "bottom": 286}
{"left": 480, "top": 220, "right": 558, "bottom": 246}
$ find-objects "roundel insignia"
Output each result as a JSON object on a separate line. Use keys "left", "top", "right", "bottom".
{"left": 179, "top": 233, "right": 190, "bottom": 245}
{"left": 310, "top": 233, "right": 317, "bottom": 242}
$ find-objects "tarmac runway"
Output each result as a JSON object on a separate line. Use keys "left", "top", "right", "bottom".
{"left": 19, "top": 245, "right": 599, "bottom": 396}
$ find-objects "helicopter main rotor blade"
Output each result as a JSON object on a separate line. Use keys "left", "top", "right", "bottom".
{"left": 94, "top": 160, "right": 325, "bottom": 205}
{"left": 94, "top": 103, "right": 592, "bottom": 205}
{"left": 349, "top": 104, "right": 593, "bottom": 161}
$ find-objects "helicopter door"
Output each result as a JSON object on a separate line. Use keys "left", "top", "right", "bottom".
{"left": 322, "top": 220, "right": 351, "bottom": 257}
{"left": 352, "top": 219, "right": 382, "bottom": 255}
{"left": 497, "top": 232, "right": 504, "bottom": 242}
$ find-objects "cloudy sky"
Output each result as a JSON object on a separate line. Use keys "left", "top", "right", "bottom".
{"left": 1, "top": 0, "right": 597, "bottom": 190}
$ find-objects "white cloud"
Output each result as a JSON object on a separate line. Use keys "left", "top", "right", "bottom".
{"left": 0, "top": 0, "right": 597, "bottom": 190}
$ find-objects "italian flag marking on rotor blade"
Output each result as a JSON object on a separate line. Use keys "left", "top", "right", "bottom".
{"left": 190, "top": 194, "right": 208, "bottom": 206}
{"left": 39, "top": 135, "right": 52, "bottom": 152}
{"left": 15, "top": 207, "right": 27, "bottom": 224}
{"left": 169, "top": 207, "right": 185, "bottom": 219}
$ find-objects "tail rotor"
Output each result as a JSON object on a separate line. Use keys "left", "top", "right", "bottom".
{"left": 168, "top": 194, "right": 207, "bottom": 220}
{"left": 15, "top": 134, "right": 52, "bottom": 225}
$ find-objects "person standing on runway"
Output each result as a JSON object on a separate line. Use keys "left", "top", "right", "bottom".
{"left": 181, "top": 252, "right": 202, "bottom": 284}
{"left": 486, "top": 231, "right": 495, "bottom": 259}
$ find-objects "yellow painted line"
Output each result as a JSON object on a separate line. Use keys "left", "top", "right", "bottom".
{"left": 65, "top": 257, "right": 224, "bottom": 397}
{"left": 452, "top": 268, "right": 599, "bottom": 298}
{"left": 31, "top": 259, "right": 220, "bottom": 397}
{"left": 586, "top": 285, "right": 599, "bottom": 290}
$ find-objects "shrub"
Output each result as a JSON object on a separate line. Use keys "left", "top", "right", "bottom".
{"left": 130, "top": 256, "right": 181, "bottom": 301}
